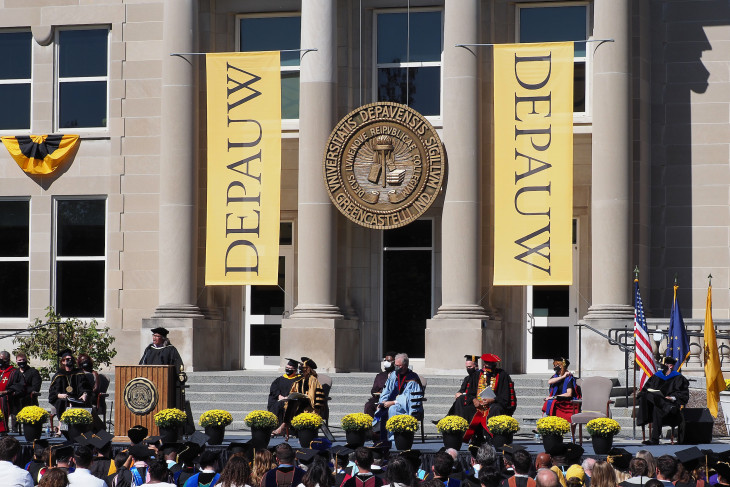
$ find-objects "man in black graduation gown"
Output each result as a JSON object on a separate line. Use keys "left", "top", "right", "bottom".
{"left": 9, "top": 352, "right": 42, "bottom": 424}
{"left": 636, "top": 355, "right": 689, "bottom": 445}
{"left": 268, "top": 358, "right": 301, "bottom": 424}
{"left": 139, "top": 327, "right": 184, "bottom": 368}
{"left": 48, "top": 349, "right": 92, "bottom": 418}
{"left": 364, "top": 352, "right": 396, "bottom": 417}
{"left": 445, "top": 354, "right": 481, "bottom": 421}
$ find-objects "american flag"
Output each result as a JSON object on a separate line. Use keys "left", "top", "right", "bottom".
{"left": 634, "top": 280, "right": 656, "bottom": 389}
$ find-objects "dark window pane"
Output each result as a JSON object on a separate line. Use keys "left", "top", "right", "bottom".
{"left": 533, "top": 286, "right": 570, "bottom": 317}
{"left": 250, "top": 325, "right": 281, "bottom": 356}
{"left": 56, "top": 260, "right": 105, "bottom": 317}
{"left": 377, "top": 12, "right": 442, "bottom": 64}
{"left": 0, "top": 31, "right": 32, "bottom": 79}
{"left": 378, "top": 66, "right": 440, "bottom": 116}
{"left": 240, "top": 17, "right": 301, "bottom": 67}
{"left": 0, "top": 200, "right": 29, "bottom": 257}
{"left": 0, "top": 261, "right": 28, "bottom": 318}
{"left": 383, "top": 219, "right": 432, "bottom": 248}
{"left": 250, "top": 256, "right": 285, "bottom": 315}
{"left": 281, "top": 71, "right": 300, "bottom": 119}
{"left": 383, "top": 249, "right": 431, "bottom": 357}
{"left": 280, "top": 222, "right": 293, "bottom": 246}
{"left": 57, "top": 200, "right": 105, "bottom": 257}
{"left": 59, "top": 81, "right": 107, "bottom": 128}
{"left": 0, "top": 84, "right": 30, "bottom": 130}
{"left": 574, "top": 62, "right": 585, "bottom": 112}
{"left": 59, "top": 29, "right": 108, "bottom": 78}
{"left": 532, "top": 326, "right": 569, "bottom": 359}
{"left": 519, "top": 6, "right": 587, "bottom": 57}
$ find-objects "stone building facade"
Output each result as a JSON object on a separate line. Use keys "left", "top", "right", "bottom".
{"left": 1, "top": 0, "right": 729, "bottom": 376}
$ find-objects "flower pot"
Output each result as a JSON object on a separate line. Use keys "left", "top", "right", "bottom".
{"left": 442, "top": 431, "right": 464, "bottom": 450}
{"left": 205, "top": 425, "right": 226, "bottom": 445}
{"left": 393, "top": 431, "right": 415, "bottom": 451}
{"left": 250, "top": 427, "right": 272, "bottom": 449}
{"left": 296, "top": 427, "right": 318, "bottom": 448}
{"left": 345, "top": 429, "right": 368, "bottom": 447}
{"left": 591, "top": 434, "right": 613, "bottom": 455}
{"left": 22, "top": 422, "right": 43, "bottom": 442}
{"left": 490, "top": 433, "right": 513, "bottom": 449}
{"left": 158, "top": 426, "right": 180, "bottom": 443}
{"left": 66, "top": 423, "right": 91, "bottom": 442}
{"left": 541, "top": 434, "right": 564, "bottom": 454}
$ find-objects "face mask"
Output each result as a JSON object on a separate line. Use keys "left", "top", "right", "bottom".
{"left": 553, "top": 366, "right": 561, "bottom": 374}
{"left": 80, "top": 362, "right": 92, "bottom": 371}
{"left": 0, "top": 360, "right": 8, "bottom": 368}
{"left": 63, "top": 359, "right": 73, "bottom": 367}
{"left": 467, "top": 367, "right": 476, "bottom": 375}
{"left": 393, "top": 365, "right": 402, "bottom": 374}
{"left": 661, "top": 365, "right": 669, "bottom": 374}
{"left": 17, "top": 361, "right": 27, "bottom": 369}
{"left": 285, "top": 368, "right": 296, "bottom": 375}
{"left": 383, "top": 360, "right": 392, "bottom": 369}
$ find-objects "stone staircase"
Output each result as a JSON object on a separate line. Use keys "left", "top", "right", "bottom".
{"left": 41, "top": 371, "right": 655, "bottom": 439}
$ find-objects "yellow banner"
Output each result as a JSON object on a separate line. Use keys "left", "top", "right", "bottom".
{"left": 493, "top": 42, "right": 573, "bottom": 285}
{"left": 205, "top": 52, "right": 281, "bottom": 285}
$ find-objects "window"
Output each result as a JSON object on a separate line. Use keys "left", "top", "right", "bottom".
{"left": 0, "top": 31, "right": 32, "bottom": 131}
{"left": 518, "top": 4, "right": 589, "bottom": 114}
{"left": 56, "top": 27, "right": 109, "bottom": 129}
{"left": 54, "top": 199, "right": 106, "bottom": 318}
{"left": 0, "top": 200, "right": 30, "bottom": 318}
{"left": 239, "top": 15, "right": 301, "bottom": 120}
{"left": 376, "top": 10, "right": 443, "bottom": 118}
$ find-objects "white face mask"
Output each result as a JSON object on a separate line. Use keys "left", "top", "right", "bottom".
{"left": 382, "top": 360, "right": 392, "bottom": 369}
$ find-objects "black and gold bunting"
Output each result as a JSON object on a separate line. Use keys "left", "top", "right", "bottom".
{"left": 1, "top": 134, "right": 79, "bottom": 175}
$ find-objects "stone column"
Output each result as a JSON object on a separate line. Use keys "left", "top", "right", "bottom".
{"left": 582, "top": 0, "right": 634, "bottom": 376}
{"left": 143, "top": 0, "right": 222, "bottom": 370}
{"left": 280, "top": 0, "right": 359, "bottom": 372}
{"left": 425, "top": 0, "right": 491, "bottom": 373}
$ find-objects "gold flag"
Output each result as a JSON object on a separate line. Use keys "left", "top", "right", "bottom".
{"left": 493, "top": 42, "right": 573, "bottom": 285}
{"left": 704, "top": 283, "right": 725, "bottom": 417}
{"left": 1, "top": 134, "right": 79, "bottom": 175}
{"left": 205, "top": 52, "right": 281, "bottom": 285}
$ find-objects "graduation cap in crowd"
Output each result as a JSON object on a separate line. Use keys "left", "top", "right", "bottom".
{"left": 151, "top": 327, "right": 169, "bottom": 337}
{"left": 189, "top": 431, "right": 210, "bottom": 448}
{"left": 399, "top": 449, "right": 422, "bottom": 471}
{"left": 227, "top": 441, "right": 253, "bottom": 456}
{"left": 481, "top": 353, "right": 500, "bottom": 363}
{"left": 551, "top": 442, "right": 584, "bottom": 465}
{"left": 676, "top": 447, "right": 704, "bottom": 471}
{"left": 368, "top": 441, "right": 391, "bottom": 461}
{"left": 162, "top": 442, "right": 184, "bottom": 457}
{"left": 329, "top": 445, "right": 354, "bottom": 460}
{"left": 295, "top": 448, "right": 321, "bottom": 465}
{"left": 310, "top": 438, "right": 332, "bottom": 451}
{"left": 144, "top": 436, "right": 163, "bottom": 450}
{"left": 50, "top": 443, "right": 75, "bottom": 465}
{"left": 74, "top": 432, "right": 91, "bottom": 446}
{"left": 128, "top": 443, "right": 155, "bottom": 461}
{"left": 301, "top": 357, "right": 318, "bottom": 369}
{"left": 32, "top": 439, "right": 49, "bottom": 458}
{"left": 87, "top": 430, "right": 114, "bottom": 451}
{"left": 285, "top": 358, "right": 301, "bottom": 368}
{"left": 501, "top": 444, "right": 527, "bottom": 461}
{"left": 467, "top": 443, "right": 481, "bottom": 458}
{"left": 606, "top": 448, "right": 632, "bottom": 471}
{"left": 127, "top": 425, "right": 148, "bottom": 445}
{"left": 464, "top": 354, "right": 480, "bottom": 363}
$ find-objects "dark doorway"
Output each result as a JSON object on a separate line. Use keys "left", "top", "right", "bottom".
{"left": 382, "top": 220, "right": 432, "bottom": 357}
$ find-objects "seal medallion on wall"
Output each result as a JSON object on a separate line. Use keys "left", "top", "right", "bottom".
{"left": 323, "top": 102, "right": 446, "bottom": 229}
{"left": 123, "top": 377, "right": 159, "bottom": 415}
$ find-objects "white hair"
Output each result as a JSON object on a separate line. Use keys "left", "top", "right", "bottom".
{"left": 395, "top": 353, "right": 409, "bottom": 368}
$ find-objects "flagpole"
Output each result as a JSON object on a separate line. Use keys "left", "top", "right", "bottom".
{"left": 632, "top": 266, "right": 639, "bottom": 440}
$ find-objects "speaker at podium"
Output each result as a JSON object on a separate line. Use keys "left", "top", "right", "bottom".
{"left": 115, "top": 365, "right": 180, "bottom": 438}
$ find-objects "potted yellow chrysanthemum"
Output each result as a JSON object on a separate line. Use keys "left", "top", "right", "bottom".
{"left": 291, "top": 412, "right": 323, "bottom": 448}
{"left": 60, "top": 408, "right": 93, "bottom": 441}
{"left": 341, "top": 413, "right": 373, "bottom": 447}
{"left": 199, "top": 409, "right": 233, "bottom": 445}
{"left": 487, "top": 415, "right": 520, "bottom": 449}
{"left": 436, "top": 415, "right": 469, "bottom": 451}
{"left": 586, "top": 418, "right": 620, "bottom": 454}
{"left": 154, "top": 408, "right": 187, "bottom": 443}
{"left": 245, "top": 410, "right": 279, "bottom": 449}
{"left": 16, "top": 406, "right": 47, "bottom": 442}
{"left": 536, "top": 416, "right": 571, "bottom": 453}
{"left": 386, "top": 414, "right": 419, "bottom": 451}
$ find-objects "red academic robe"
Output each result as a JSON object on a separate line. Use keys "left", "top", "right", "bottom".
{"left": 0, "top": 365, "right": 18, "bottom": 432}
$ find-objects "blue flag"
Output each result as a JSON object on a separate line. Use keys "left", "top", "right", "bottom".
{"left": 668, "top": 284, "right": 690, "bottom": 371}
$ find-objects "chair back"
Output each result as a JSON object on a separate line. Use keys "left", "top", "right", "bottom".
{"left": 317, "top": 373, "right": 332, "bottom": 422}
{"left": 410, "top": 376, "right": 427, "bottom": 416}
{"left": 577, "top": 376, "right": 613, "bottom": 417}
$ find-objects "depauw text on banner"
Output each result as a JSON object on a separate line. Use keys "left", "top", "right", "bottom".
{"left": 205, "top": 52, "right": 281, "bottom": 285}
{"left": 493, "top": 42, "right": 573, "bottom": 285}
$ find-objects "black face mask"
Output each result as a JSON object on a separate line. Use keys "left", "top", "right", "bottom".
{"left": 80, "top": 362, "right": 92, "bottom": 371}
{"left": 553, "top": 366, "right": 562, "bottom": 374}
{"left": 0, "top": 360, "right": 8, "bottom": 368}
{"left": 17, "top": 361, "right": 27, "bottom": 369}
{"left": 466, "top": 367, "right": 477, "bottom": 375}
{"left": 661, "top": 365, "right": 669, "bottom": 374}
{"left": 285, "top": 368, "right": 296, "bottom": 375}
{"left": 63, "top": 359, "right": 73, "bottom": 367}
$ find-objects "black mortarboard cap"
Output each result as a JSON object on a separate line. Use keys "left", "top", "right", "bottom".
{"left": 50, "top": 443, "right": 75, "bottom": 464}
{"left": 127, "top": 425, "right": 148, "bottom": 444}
{"left": 464, "top": 355, "right": 479, "bottom": 363}
{"left": 544, "top": 441, "right": 567, "bottom": 456}
{"left": 285, "top": 358, "right": 300, "bottom": 367}
{"left": 329, "top": 446, "right": 354, "bottom": 459}
{"left": 296, "top": 448, "right": 319, "bottom": 463}
{"left": 367, "top": 441, "right": 390, "bottom": 460}
{"left": 467, "top": 443, "right": 480, "bottom": 458}
{"left": 564, "top": 443, "right": 584, "bottom": 463}
{"left": 301, "top": 357, "right": 318, "bottom": 369}
{"left": 58, "top": 349, "right": 74, "bottom": 358}
{"left": 177, "top": 442, "right": 200, "bottom": 465}
{"left": 501, "top": 444, "right": 527, "bottom": 460}
{"left": 662, "top": 356, "right": 677, "bottom": 365}
{"left": 675, "top": 447, "right": 703, "bottom": 466}
{"left": 87, "top": 430, "right": 114, "bottom": 450}
{"left": 227, "top": 441, "right": 252, "bottom": 454}
{"left": 399, "top": 449, "right": 422, "bottom": 469}
{"left": 606, "top": 447, "right": 632, "bottom": 471}
{"left": 144, "top": 436, "right": 163, "bottom": 449}
{"left": 151, "top": 327, "right": 169, "bottom": 337}
{"left": 32, "top": 439, "right": 49, "bottom": 455}
{"left": 188, "top": 431, "right": 210, "bottom": 448}
{"left": 129, "top": 444, "right": 154, "bottom": 460}
{"left": 74, "top": 432, "right": 91, "bottom": 446}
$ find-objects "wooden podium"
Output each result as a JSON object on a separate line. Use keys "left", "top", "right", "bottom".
{"left": 115, "top": 365, "right": 176, "bottom": 437}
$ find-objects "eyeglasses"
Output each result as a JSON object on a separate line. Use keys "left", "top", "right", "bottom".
{"left": 152, "top": 334, "right": 163, "bottom": 338}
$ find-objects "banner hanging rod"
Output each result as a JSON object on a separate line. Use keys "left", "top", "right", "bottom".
{"left": 456, "top": 39, "right": 613, "bottom": 47}
{"left": 170, "top": 48, "right": 318, "bottom": 56}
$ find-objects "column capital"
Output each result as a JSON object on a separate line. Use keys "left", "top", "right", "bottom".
{"left": 583, "top": 304, "right": 634, "bottom": 321}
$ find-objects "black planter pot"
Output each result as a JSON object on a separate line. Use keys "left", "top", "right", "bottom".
{"left": 23, "top": 422, "right": 43, "bottom": 442}
{"left": 591, "top": 434, "right": 613, "bottom": 455}
{"left": 250, "top": 427, "right": 273, "bottom": 449}
{"left": 442, "top": 431, "right": 464, "bottom": 450}
{"left": 158, "top": 426, "right": 180, "bottom": 443}
{"left": 297, "top": 428, "right": 317, "bottom": 448}
{"left": 541, "top": 434, "right": 564, "bottom": 454}
{"left": 205, "top": 425, "right": 226, "bottom": 445}
{"left": 393, "top": 431, "right": 415, "bottom": 451}
{"left": 345, "top": 429, "right": 368, "bottom": 447}
{"left": 490, "top": 433, "right": 513, "bottom": 449}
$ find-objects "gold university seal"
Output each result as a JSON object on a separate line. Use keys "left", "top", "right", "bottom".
{"left": 123, "top": 377, "right": 158, "bottom": 415}
{"left": 324, "top": 102, "right": 446, "bottom": 229}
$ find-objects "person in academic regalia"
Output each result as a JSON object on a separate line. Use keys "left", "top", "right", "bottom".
{"left": 268, "top": 358, "right": 301, "bottom": 424}
{"left": 8, "top": 352, "right": 42, "bottom": 425}
{"left": 374, "top": 353, "right": 424, "bottom": 441}
{"left": 636, "top": 355, "right": 689, "bottom": 445}
{"left": 48, "top": 349, "right": 92, "bottom": 419}
{"left": 445, "top": 354, "right": 481, "bottom": 422}
{"left": 24, "top": 439, "right": 49, "bottom": 484}
{"left": 542, "top": 357, "right": 580, "bottom": 421}
{"left": 273, "top": 357, "right": 325, "bottom": 436}
{"left": 364, "top": 352, "right": 396, "bottom": 417}
{"left": 139, "top": 327, "right": 184, "bottom": 369}
{"left": 0, "top": 350, "right": 18, "bottom": 434}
